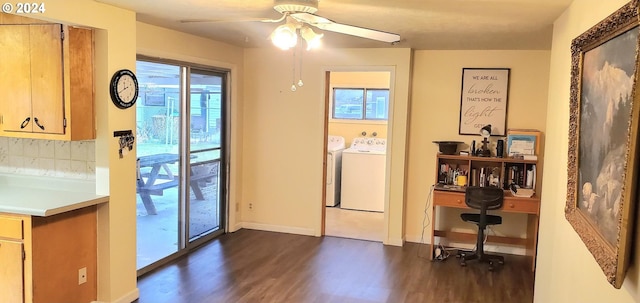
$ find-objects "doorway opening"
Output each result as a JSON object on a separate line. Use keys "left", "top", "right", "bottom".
{"left": 324, "top": 71, "right": 391, "bottom": 242}
{"left": 135, "top": 59, "right": 228, "bottom": 275}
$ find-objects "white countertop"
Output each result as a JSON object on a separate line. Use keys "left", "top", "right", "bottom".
{"left": 0, "top": 174, "right": 109, "bottom": 217}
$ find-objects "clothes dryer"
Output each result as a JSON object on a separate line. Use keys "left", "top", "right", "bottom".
{"left": 326, "top": 136, "right": 345, "bottom": 206}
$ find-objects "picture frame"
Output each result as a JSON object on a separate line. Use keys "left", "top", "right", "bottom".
{"left": 458, "top": 68, "right": 510, "bottom": 136}
{"left": 506, "top": 129, "right": 541, "bottom": 156}
{"left": 565, "top": 0, "right": 640, "bottom": 289}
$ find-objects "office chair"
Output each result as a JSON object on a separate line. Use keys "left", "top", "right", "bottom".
{"left": 457, "top": 186, "right": 505, "bottom": 271}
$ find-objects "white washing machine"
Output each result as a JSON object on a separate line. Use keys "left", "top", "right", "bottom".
{"left": 326, "top": 136, "right": 345, "bottom": 206}
{"left": 340, "top": 137, "right": 387, "bottom": 212}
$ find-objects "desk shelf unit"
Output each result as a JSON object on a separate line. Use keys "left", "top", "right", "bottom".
{"left": 430, "top": 154, "right": 541, "bottom": 270}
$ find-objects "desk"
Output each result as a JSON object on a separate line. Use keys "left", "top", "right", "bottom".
{"left": 430, "top": 187, "right": 540, "bottom": 270}
{"left": 136, "top": 153, "right": 219, "bottom": 215}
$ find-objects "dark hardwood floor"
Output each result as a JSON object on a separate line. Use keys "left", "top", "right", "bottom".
{"left": 136, "top": 229, "right": 534, "bottom": 303}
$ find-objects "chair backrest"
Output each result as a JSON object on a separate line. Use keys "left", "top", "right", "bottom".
{"left": 465, "top": 186, "right": 504, "bottom": 211}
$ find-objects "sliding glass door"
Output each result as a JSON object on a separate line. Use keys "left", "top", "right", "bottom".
{"left": 187, "top": 70, "right": 224, "bottom": 242}
{"left": 135, "top": 59, "right": 227, "bottom": 274}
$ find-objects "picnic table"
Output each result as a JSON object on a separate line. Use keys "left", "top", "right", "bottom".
{"left": 136, "top": 153, "right": 218, "bottom": 215}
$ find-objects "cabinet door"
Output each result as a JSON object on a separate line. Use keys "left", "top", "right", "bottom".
{"left": 0, "top": 24, "right": 63, "bottom": 134}
{"left": 29, "top": 24, "right": 64, "bottom": 134}
{"left": 0, "top": 25, "right": 32, "bottom": 132}
{"left": 0, "top": 240, "right": 24, "bottom": 303}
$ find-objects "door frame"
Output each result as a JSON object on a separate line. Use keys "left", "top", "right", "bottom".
{"left": 320, "top": 66, "right": 397, "bottom": 245}
{"left": 135, "top": 56, "right": 230, "bottom": 276}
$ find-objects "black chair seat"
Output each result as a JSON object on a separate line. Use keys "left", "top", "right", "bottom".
{"left": 461, "top": 213, "right": 502, "bottom": 225}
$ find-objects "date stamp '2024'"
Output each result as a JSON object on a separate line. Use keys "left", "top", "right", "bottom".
{"left": 2, "top": 2, "right": 46, "bottom": 14}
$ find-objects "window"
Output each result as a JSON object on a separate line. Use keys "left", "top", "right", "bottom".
{"left": 332, "top": 88, "right": 389, "bottom": 120}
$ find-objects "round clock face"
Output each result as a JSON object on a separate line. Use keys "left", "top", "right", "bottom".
{"left": 110, "top": 69, "right": 139, "bottom": 109}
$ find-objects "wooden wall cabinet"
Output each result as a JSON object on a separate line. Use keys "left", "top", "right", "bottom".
{"left": 0, "top": 14, "right": 95, "bottom": 140}
{"left": 0, "top": 206, "right": 97, "bottom": 303}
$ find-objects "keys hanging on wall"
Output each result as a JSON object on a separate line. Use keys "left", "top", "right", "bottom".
{"left": 114, "top": 130, "right": 135, "bottom": 159}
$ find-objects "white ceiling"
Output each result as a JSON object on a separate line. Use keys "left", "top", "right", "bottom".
{"left": 96, "top": 0, "right": 573, "bottom": 50}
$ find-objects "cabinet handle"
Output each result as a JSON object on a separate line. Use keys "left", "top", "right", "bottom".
{"left": 34, "top": 117, "right": 45, "bottom": 130}
{"left": 509, "top": 203, "right": 515, "bottom": 208}
{"left": 457, "top": 199, "right": 462, "bottom": 204}
{"left": 20, "top": 117, "right": 30, "bottom": 129}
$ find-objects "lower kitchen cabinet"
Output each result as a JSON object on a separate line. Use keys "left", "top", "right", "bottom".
{"left": 0, "top": 239, "right": 24, "bottom": 303}
{"left": 0, "top": 206, "right": 97, "bottom": 303}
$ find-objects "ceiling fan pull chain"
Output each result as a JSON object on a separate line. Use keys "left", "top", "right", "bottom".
{"left": 298, "top": 40, "right": 304, "bottom": 87}
{"left": 291, "top": 46, "right": 297, "bottom": 92}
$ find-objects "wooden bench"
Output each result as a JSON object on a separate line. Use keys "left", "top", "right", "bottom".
{"left": 137, "top": 161, "right": 219, "bottom": 215}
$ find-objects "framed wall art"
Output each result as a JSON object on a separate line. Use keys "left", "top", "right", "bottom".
{"left": 458, "top": 68, "right": 510, "bottom": 136}
{"left": 565, "top": 0, "right": 640, "bottom": 289}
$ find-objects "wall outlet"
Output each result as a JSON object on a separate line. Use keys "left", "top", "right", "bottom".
{"left": 78, "top": 267, "right": 87, "bottom": 285}
{"left": 249, "top": 203, "right": 253, "bottom": 211}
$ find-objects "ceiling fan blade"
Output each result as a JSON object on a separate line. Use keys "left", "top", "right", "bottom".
{"left": 290, "top": 12, "right": 400, "bottom": 44}
{"left": 180, "top": 15, "right": 285, "bottom": 24}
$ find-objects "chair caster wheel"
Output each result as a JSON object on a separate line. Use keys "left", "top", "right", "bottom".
{"left": 488, "top": 266, "right": 494, "bottom": 272}
{"left": 498, "top": 260, "right": 504, "bottom": 265}
{"left": 460, "top": 261, "right": 467, "bottom": 267}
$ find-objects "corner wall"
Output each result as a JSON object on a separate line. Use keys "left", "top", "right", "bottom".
{"left": 406, "top": 50, "right": 550, "bottom": 253}
{"left": 535, "top": 0, "right": 640, "bottom": 301}
{"left": 37, "top": 0, "right": 138, "bottom": 301}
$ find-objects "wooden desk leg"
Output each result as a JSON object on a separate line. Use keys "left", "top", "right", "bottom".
{"left": 430, "top": 205, "right": 437, "bottom": 261}
{"left": 526, "top": 214, "right": 539, "bottom": 271}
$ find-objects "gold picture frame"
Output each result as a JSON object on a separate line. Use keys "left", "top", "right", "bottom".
{"left": 566, "top": 0, "right": 640, "bottom": 288}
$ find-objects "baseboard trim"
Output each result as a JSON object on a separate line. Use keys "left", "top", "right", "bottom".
{"left": 92, "top": 288, "right": 139, "bottom": 303}
{"left": 385, "top": 236, "right": 404, "bottom": 246}
{"left": 241, "top": 222, "right": 315, "bottom": 236}
{"left": 230, "top": 222, "right": 243, "bottom": 232}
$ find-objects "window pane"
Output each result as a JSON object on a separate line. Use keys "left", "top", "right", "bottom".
{"left": 365, "top": 89, "right": 389, "bottom": 120}
{"left": 333, "top": 88, "right": 364, "bottom": 119}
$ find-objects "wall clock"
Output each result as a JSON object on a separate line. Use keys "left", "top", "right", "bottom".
{"left": 110, "top": 69, "right": 139, "bottom": 109}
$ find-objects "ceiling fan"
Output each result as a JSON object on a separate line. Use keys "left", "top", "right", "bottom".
{"left": 180, "top": 0, "right": 401, "bottom": 48}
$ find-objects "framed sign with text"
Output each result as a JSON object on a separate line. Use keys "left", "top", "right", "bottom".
{"left": 458, "top": 68, "right": 510, "bottom": 136}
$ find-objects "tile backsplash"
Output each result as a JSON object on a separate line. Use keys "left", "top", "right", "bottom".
{"left": 0, "top": 137, "right": 95, "bottom": 180}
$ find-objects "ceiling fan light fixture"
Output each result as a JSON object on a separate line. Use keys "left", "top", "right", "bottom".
{"left": 271, "top": 23, "right": 298, "bottom": 50}
{"left": 300, "top": 26, "right": 323, "bottom": 50}
{"left": 274, "top": 0, "right": 318, "bottom": 14}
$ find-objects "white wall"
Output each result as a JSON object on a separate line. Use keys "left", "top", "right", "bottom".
{"left": 406, "top": 50, "right": 550, "bottom": 254}
{"left": 535, "top": 0, "right": 640, "bottom": 301}
{"left": 242, "top": 48, "right": 411, "bottom": 245}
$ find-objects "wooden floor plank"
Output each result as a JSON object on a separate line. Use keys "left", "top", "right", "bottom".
{"left": 137, "top": 229, "right": 534, "bottom": 303}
